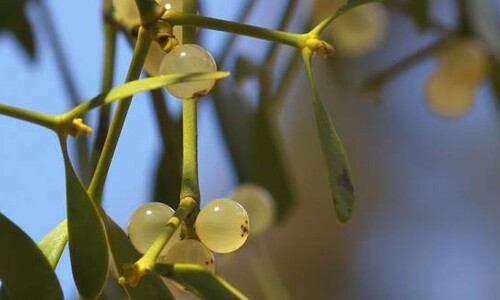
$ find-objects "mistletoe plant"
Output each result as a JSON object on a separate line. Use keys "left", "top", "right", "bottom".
{"left": 0, "top": 0, "right": 382, "bottom": 299}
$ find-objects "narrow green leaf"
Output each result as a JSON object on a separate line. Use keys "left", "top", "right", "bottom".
{"left": 155, "top": 264, "right": 249, "bottom": 300}
{"left": 150, "top": 89, "right": 183, "bottom": 209}
{"left": 212, "top": 87, "right": 255, "bottom": 181}
{"left": 0, "top": 0, "right": 36, "bottom": 59}
{"left": 105, "top": 72, "right": 230, "bottom": 103}
{"left": 234, "top": 55, "right": 259, "bottom": 83}
{"left": 212, "top": 87, "right": 295, "bottom": 222}
{"left": 302, "top": 50, "right": 355, "bottom": 223}
{"left": 252, "top": 109, "right": 295, "bottom": 222}
{"left": 153, "top": 151, "right": 182, "bottom": 209}
{"left": 59, "top": 137, "right": 109, "bottom": 299}
{"left": 104, "top": 215, "right": 175, "bottom": 300}
{"left": 7, "top": 9, "right": 36, "bottom": 59}
{"left": 38, "top": 220, "right": 68, "bottom": 268}
{"left": 0, "top": 212, "right": 63, "bottom": 300}
{"left": 67, "top": 72, "right": 230, "bottom": 118}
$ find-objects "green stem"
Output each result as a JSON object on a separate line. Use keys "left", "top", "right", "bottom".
{"left": 87, "top": 26, "right": 152, "bottom": 203}
{"left": 179, "top": 0, "right": 200, "bottom": 201}
{"left": 0, "top": 103, "right": 59, "bottom": 131}
{"left": 163, "top": 11, "right": 306, "bottom": 48}
{"left": 90, "top": 21, "right": 118, "bottom": 176}
{"left": 246, "top": 240, "right": 290, "bottom": 300}
{"left": 182, "top": 0, "right": 198, "bottom": 44}
{"left": 179, "top": 100, "right": 199, "bottom": 200}
{"left": 362, "top": 35, "right": 453, "bottom": 95}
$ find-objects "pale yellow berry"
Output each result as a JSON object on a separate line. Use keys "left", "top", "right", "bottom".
{"left": 438, "top": 38, "right": 488, "bottom": 85}
{"left": 195, "top": 198, "right": 249, "bottom": 253}
{"left": 158, "top": 239, "right": 215, "bottom": 292}
{"left": 425, "top": 68, "right": 476, "bottom": 118}
{"left": 330, "top": 3, "right": 387, "bottom": 56}
{"left": 144, "top": 42, "right": 166, "bottom": 76}
{"left": 127, "top": 202, "right": 181, "bottom": 256}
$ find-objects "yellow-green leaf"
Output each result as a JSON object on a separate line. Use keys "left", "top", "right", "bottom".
{"left": 104, "top": 215, "right": 175, "bottom": 300}
{"left": 302, "top": 50, "right": 355, "bottom": 223}
{"left": 38, "top": 220, "right": 68, "bottom": 268}
{"left": 67, "top": 72, "right": 230, "bottom": 118}
{"left": 155, "top": 264, "right": 248, "bottom": 300}
{"left": 0, "top": 212, "right": 63, "bottom": 300}
{"left": 59, "top": 137, "right": 109, "bottom": 299}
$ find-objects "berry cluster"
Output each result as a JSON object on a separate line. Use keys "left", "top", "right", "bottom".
{"left": 126, "top": 184, "right": 275, "bottom": 292}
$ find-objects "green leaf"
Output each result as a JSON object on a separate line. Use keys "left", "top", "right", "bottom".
{"left": 252, "top": 109, "right": 295, "bottom": 222}
{"left": 104, "top": 215, "right": 175, "bottom": 300}
{"left": 68, "top": 72, "right": 230, "bottom": 117}
{"left": 212, "top": 87, "right": 255, "bottom": 181}
{"left": 153, "top": 151, "right": 182, "bottom": 209}
{"left": 234, "top": 55, "right": 259, "bottom": 83}
{"left": 59, "top": 137, "right": 109, "bottom": 299}
{"left": 212, "top": 87, "right": 295, "bottom": 222}
{"left": 155, "top": 264, "right": 249, "bottom": 300}
{"left": 150, "top": 89, "right": 183, "bottom": 209}
{"left": 0, "top": 212, "right": 63, "bottom": 300}
{"left": 0, "top": 0, "right": 37, "bottom": 59}
{"left": 302, "top": 50, "right": 355, "bottom": 223}
{"left": 38, "top": 220, "right": 68, "bottom": 268}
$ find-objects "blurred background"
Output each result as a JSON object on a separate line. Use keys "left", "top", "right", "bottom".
{"left": 2, "top": 0, "right": 500, "bottom": 299}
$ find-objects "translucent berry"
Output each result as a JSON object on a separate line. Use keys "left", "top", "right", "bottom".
{"left": 425, "top": 68, "right": 475, "bottom": 118}
{"left": 144, "top": 42, "right": 167, "bottom": 76}
{"left": 111, "top": 0, "right": 140, "bottom": 28}
{"left": 159, "top": 239, "right": 215, "bottom": 271}
{"left": 195, "top": 198, "right": 249, "bottom": 253}
{"left": 159, "top": 44, "right": 217, "bottom": 99}
{"left": 158, "top": 239, "right": 215, "bottom": 292}
{"left": 127, "top": 202, "right": 181, "bottom": 256}
{"left": 330, "top": 3, "right": 387, "bottom": 56}
{"left": 231, "top": 184, "right": 275, "bottom": 237}
{"left": 156, "top": 0, "right": 183, "bottom": 44}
